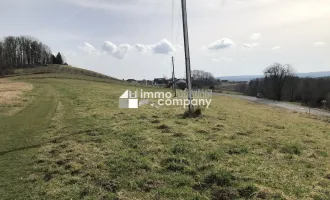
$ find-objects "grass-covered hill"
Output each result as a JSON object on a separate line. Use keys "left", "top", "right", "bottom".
{"left": 3, "top": 65, "right": 120, "bottom": 83}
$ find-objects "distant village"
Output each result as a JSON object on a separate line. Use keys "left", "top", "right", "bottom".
{"left": 123, "top": 77, "right": 248, "bottom": 93}
{"left": 124, "top": 78, "right": 188, "bottom": 89}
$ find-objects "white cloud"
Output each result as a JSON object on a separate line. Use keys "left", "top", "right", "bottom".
{"left": 102, "top": 41, "right": 117, "bottom": 53}
{"left": 242, "top": 43, "right": 259, "bottom": 48}
{"left": 134, "top": 44, "right": 149, "bottom": 52}
{"left": 102, "top": 41, "right": 132, "bottom": 59}
{"left": 149, "top": 39, "right": 176, "bottom": 54}
{"left": 250, "top": 33, "right": 261, "bottom": 40}
{"left": 207, "top": 38, "right": 235, "bottom": 50}
{"left": 271, "top": 46, "right": 281, "bottom": 50}
{"left": 112, "top": 44, "right": 132, "bottom": 59}
{"left": 314, "top": 42, "right": 325, "bottom": 47}
{"left": 79, "top": 42, "right": 100, "bottom": 56}
{"left": 80, "top": 39, "right": 177, "bottom": 59}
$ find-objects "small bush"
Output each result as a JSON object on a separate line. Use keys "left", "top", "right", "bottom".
{"left": 43, "top": 173, "right": 53, "bottom": 182}
{"left": 183, "top": 107, "right": 202, "bottom": 118}
{"left": 211, "top": 187, "right": 240, "bottom": 200}
{"left": 324, "top": 173, "right": 330, "bottom": 180}
{"left": 204, "top": 170, "right": 235, "bottom": 187}
{"left": 196, "top": 129, "right": 209, "bottom": 134}
{"left": 171, "top": 144, "right": 189, "bottom": 155}
{"left": 151, "top": 119, "right": 160, "bottom": 124}
{"left": 194, "top": 108, "right": 202, "bottom": 116}
{"left": 227, "top": 146, "right": 248, "bottom": 155}
{"left": 207, "top": 152, "right": 219, "bottom": 161}
{"left": 173, "top": 132, "right": 184, "bottom": 137}
{"left": 158, "top": 124, "right": 170, "bottom": 132}
{"left": 165, "top": 163, "right": 186, "bottom": 172}
{"left": 280, "top": 144, "right": 301, "bottom": 155}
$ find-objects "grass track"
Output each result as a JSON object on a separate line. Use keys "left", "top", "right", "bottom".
{"left": 0, "top": 83, "right": 58, "bottom": 199}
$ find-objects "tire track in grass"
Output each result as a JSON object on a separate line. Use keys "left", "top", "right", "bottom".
{"left": 0, "top": 83, "right": 58, "bottom": 200}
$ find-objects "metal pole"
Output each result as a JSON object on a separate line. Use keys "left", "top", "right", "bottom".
{"left": 181, "top": 0, "right": 193, "bottom": 113}
{"left": 171, "top": 56, "right": 177, "bottom": 97}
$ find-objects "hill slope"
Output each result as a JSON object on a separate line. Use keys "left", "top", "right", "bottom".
{"left": 2, "top": 65, "right": 120, "bottom": 82}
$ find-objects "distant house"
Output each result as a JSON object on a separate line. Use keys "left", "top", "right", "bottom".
{"left": 153, "top": 78, "right": 168, "bottom": 86}
{"left": 136, "top": 79, "right": 153, "bottom": 85}
{"left": 137, "top": 80, "right": 145, "bottom": 84}
{"left": 126, "top": 79, "right": 137, "bottom": 83}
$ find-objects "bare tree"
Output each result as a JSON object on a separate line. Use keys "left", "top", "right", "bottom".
{"left": 264, "top": 63, "right": 295, "bottom": 101}
{"left": 0, "top": 35, "right": 53, "bottom": 71}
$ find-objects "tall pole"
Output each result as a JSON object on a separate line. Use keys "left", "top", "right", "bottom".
{"left": 181, "top": 0, "right": 193, "bottom": 113}
{"left": 171, "top": 56, "right": 177, "bottom": 97}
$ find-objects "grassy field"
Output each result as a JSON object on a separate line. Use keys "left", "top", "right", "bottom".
{"left": 0, "top": 76, "right": 330, "bottom": 200}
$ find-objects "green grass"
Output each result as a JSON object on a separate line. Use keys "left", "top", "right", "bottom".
{"left": 8, "top": 65, "right": 119, "bottom": 81}
{"left": 0, "top": 76, "right": 330, "bottom": 199}
{"left": 0, "top": 83, "right": 58, "bottom": 199}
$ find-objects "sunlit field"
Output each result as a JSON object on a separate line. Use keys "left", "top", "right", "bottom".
{"left": 1, "top": 76, "right": 330, "bottom": 200}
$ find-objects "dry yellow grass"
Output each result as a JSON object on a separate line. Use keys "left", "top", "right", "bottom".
{"left": 0, "top": 79, "right": 33, "bottom": 105}
{"left": 0, "top": 79, "right": 33, "bottom": 116}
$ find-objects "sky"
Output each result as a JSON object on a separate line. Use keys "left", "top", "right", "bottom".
{"left": 1, "top": 0, "right": 330, "bottom": 79}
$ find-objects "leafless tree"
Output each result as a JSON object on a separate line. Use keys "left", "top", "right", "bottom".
{"left": 191, "top": 70, "right": 216, "bottom": 88}
{"left": 264, "top": 63, "right": 295, "bottom": 101}
{"left": 0, "top": 36, "right": 54, "bottom": 75}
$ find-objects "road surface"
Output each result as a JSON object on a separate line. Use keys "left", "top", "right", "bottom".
{"left": 214, "top": 93, "right": 330, "bottom": 117}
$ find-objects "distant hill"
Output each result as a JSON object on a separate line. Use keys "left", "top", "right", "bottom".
{"left": 217, "top": 71, "right": 330, "bottom": 82}
{"left": 1, "top": 65, "right": 121, "bottom": 83}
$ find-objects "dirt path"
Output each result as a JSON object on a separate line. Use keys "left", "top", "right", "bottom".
{"left": 0, "top": 83, "right": 58, "bottom": 199}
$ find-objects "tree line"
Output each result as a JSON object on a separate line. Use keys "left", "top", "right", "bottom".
{"left": 0, "top": 36, "right": 66, "bottom": 76}
{"left": 236, "top": 63, "right": 330, "bottom": 109}
{"left": 191, "top": 70, "right": 217, "bottom": 88}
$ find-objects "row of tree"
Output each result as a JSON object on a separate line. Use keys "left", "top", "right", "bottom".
{"left": 0, "top": 36, "right": 66, "bottom": 75}
{"left": 236, "top": 63, "right": 330, "bottom": 109}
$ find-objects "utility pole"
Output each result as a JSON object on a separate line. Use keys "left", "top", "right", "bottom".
{"left": 171, "top": 56, "right": 177, "bottom": 97}
{"left": 181, "top": 0, "right": 193, "bottom": 113}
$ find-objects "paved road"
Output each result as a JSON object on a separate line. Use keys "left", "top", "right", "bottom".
{"left": 214, "top": 93, "right": 330, "bottom": 117}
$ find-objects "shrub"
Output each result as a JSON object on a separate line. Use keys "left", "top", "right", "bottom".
{"left": 280, "top": 144, "right": 301, "bottom": 155}
{"left": 211, "top": 187, "right": 240, "bottom": 200}
{"left": 204, "top": 170, "right": 235, "bottom": 187}
{"left": 158, "top": 124, "right": 170, "bottom": 132}
{"left": 227, "top": 146, "right": 248, "bottom": 155}
{"left": 183, "top": 107, "right": 202, "bottom": 118}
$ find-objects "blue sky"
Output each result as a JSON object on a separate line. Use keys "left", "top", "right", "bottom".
{"left": 1, "top": 0, "right": 330, "bottom": 79}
